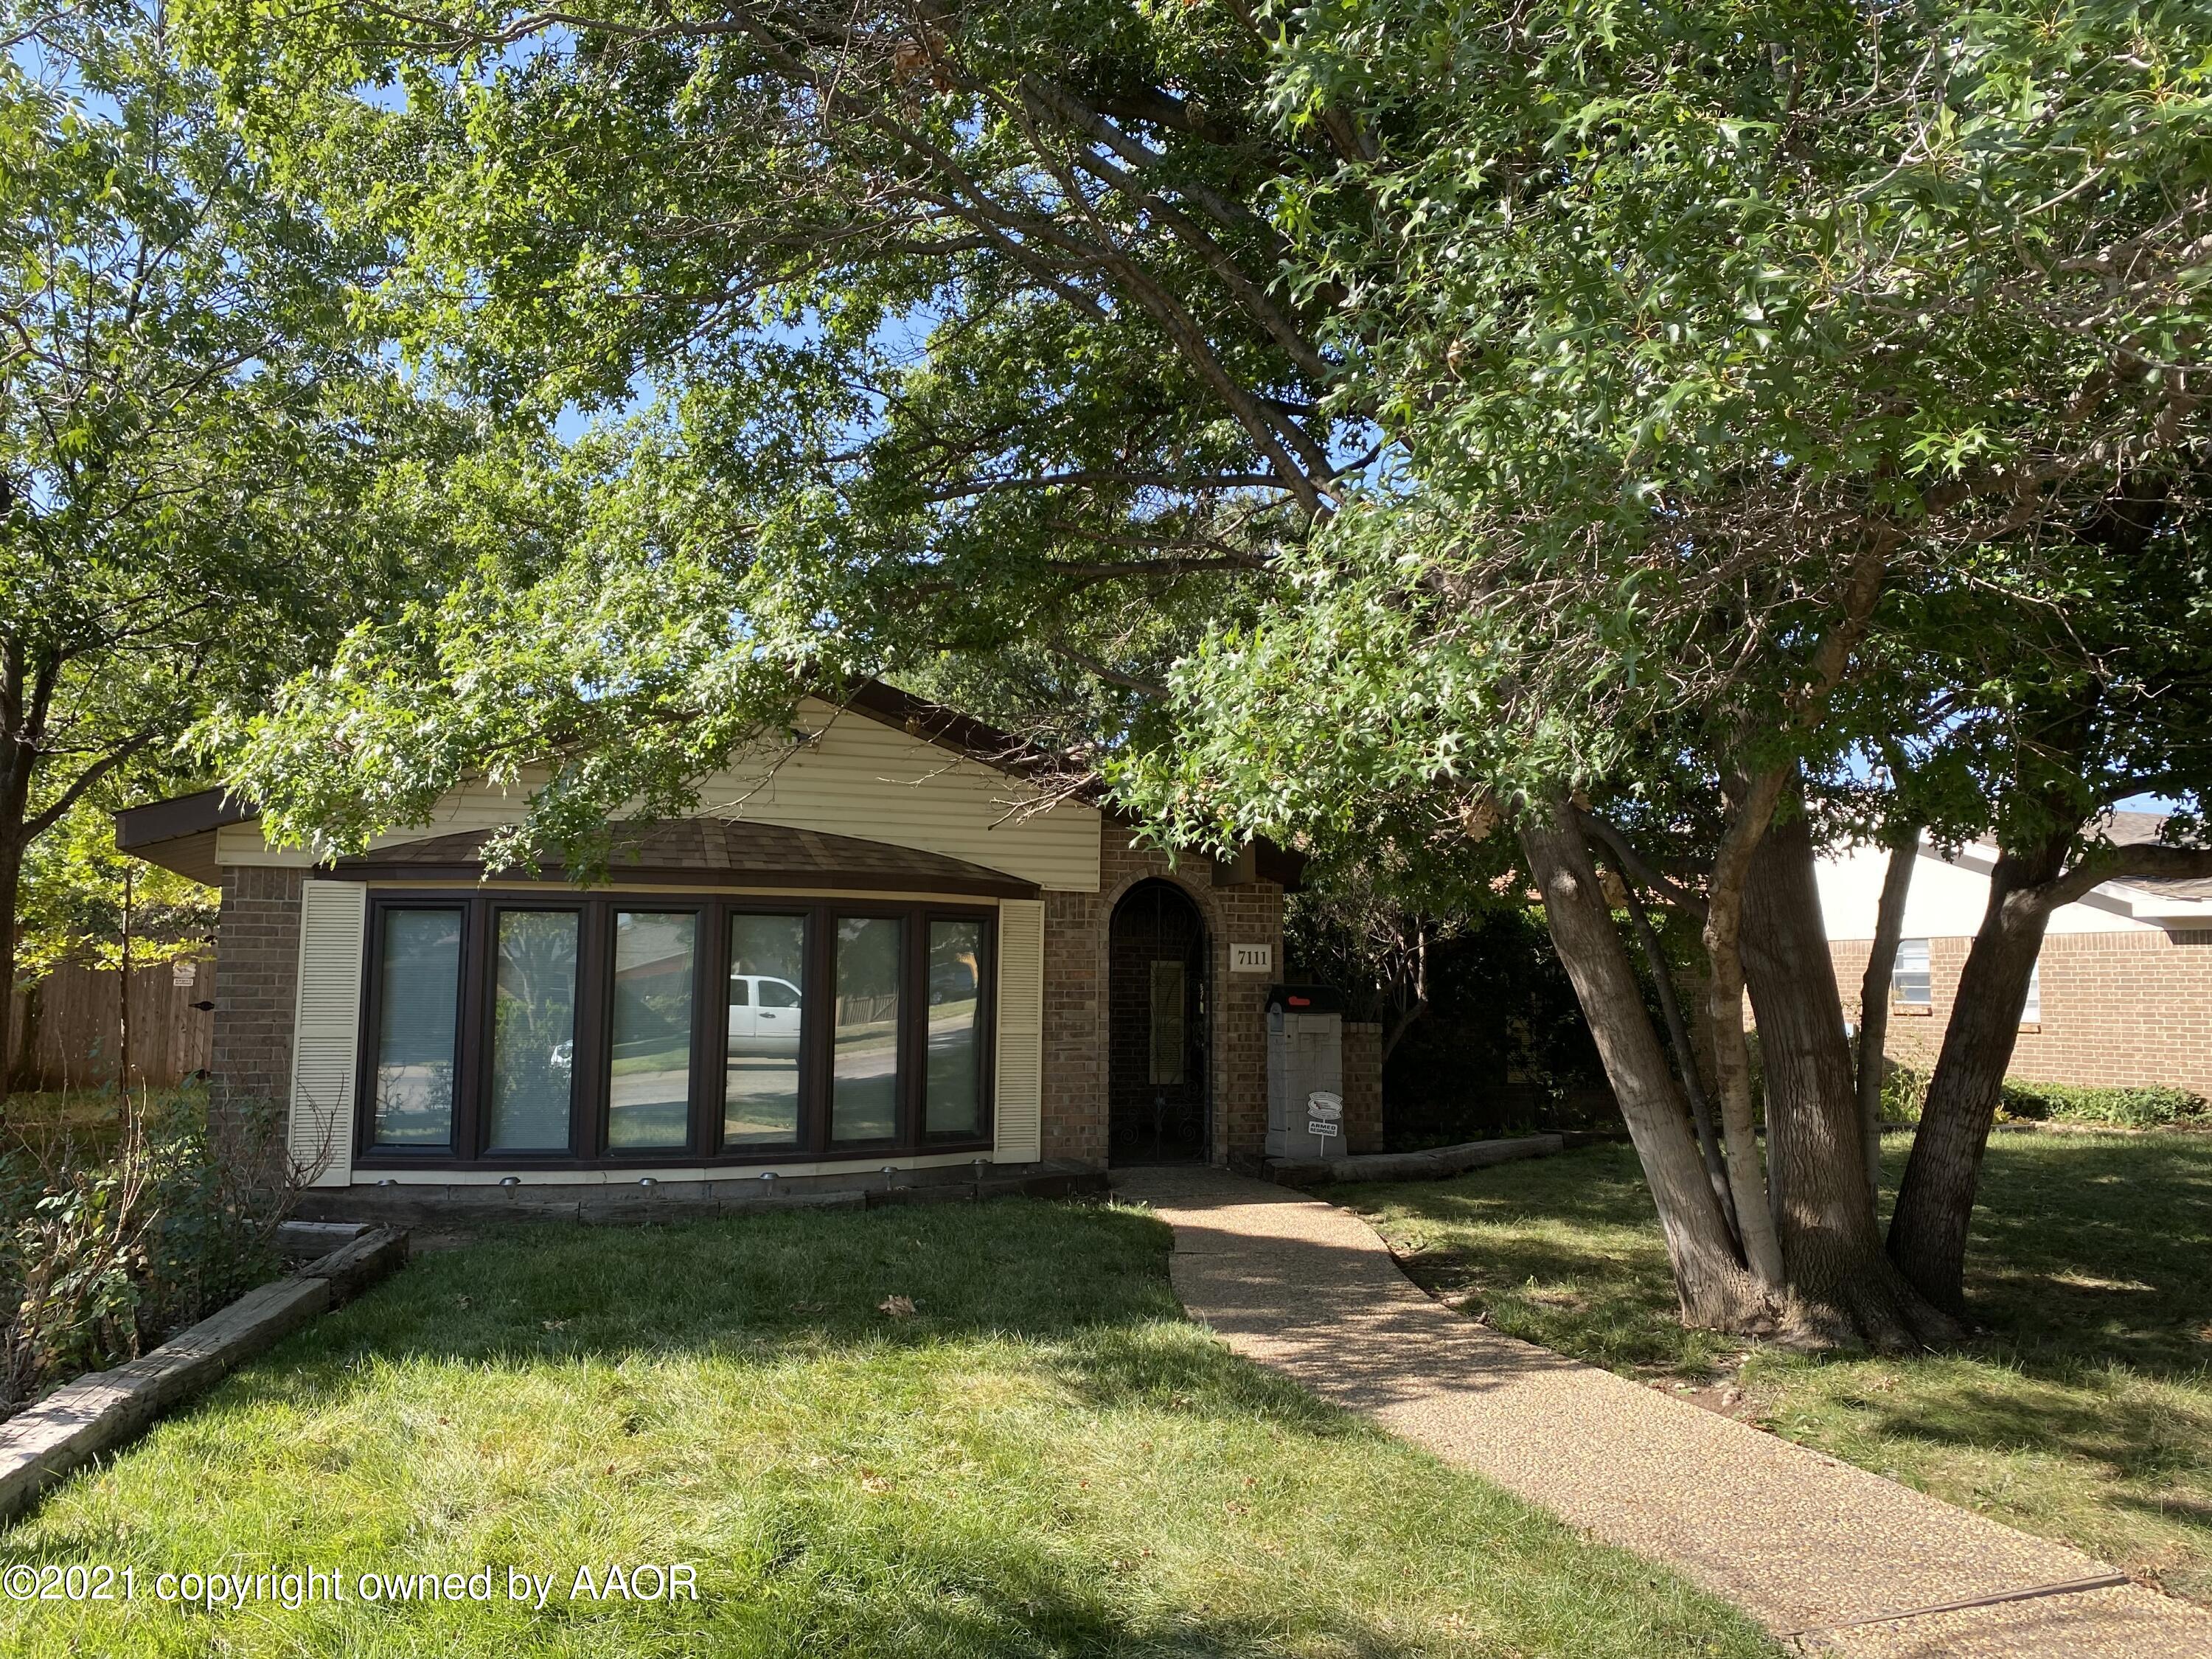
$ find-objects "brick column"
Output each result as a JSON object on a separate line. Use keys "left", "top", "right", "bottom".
{"left": 1040, "top": 888, "right": 1107, "bottom": 1164}
{"left": 211, "top": 866, "right": 304, "bottom": 1110}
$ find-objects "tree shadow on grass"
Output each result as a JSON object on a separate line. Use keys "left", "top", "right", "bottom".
{"left": 1950, "top": 1133, "right": 2212, "bottom": 1382}
{"left": 1816, "top": 1360, "right": 2212, "bottom": 1485}
{"left": 194, "top": 1197, "right": 1351, "bottom": 1434}
{"left": 0, "top": 1196, "right": 1779, "bottom": 1658}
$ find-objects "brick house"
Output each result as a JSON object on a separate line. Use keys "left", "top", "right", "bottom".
{"left": 1817, "top": 813, "right": 2212, "bottom": 1096}
{"left": 115, "top": 683, "right": 1321, "bottom": 1218}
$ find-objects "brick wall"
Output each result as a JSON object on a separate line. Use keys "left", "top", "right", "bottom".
{"left": 1040, "top": 886, "right": 1107, "bottom": 1166}
{"left": 1039, "top": 823, "right": 1284, "bottom": 1167}
{"left": 212, "top": 866, "right": 303, "bottom": 1109}
{"left": 1341, "top": 1020, "right": 1383, "bottom": 1153}
{"left": 1832, "top": 927, "right": 2212, "bottom": 1095}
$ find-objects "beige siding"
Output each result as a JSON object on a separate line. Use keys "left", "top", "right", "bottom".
{"left": 994, "top": 898, "right": 1046, "bottom": 1162}
{"left": 218, "top": 698, "right": 1102, "bottom": 892}
{"left": 289, "top": 881, "right": 366, "bottom": 1187}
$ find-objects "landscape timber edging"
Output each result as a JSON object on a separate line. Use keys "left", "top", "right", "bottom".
{"left": 1264, "top": 1133, "right": 1566, "bottom": 1186}
{"left": 290, "top": 1163, "right": 1111, "bottom": 1225}
{"left": 0, "top": 1225, "right": 410, "bottom": 1525}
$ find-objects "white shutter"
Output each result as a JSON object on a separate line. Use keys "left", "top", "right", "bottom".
{"left": 289, "top": 881, "right": 366, "bottom": 1188}
{"left": 993, "top": 899, "right": 1046, "bottom": 1163}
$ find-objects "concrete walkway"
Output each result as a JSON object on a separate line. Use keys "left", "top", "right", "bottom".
{"left": 1112, "top": 1166, "right": 2212, "bottom": 1658}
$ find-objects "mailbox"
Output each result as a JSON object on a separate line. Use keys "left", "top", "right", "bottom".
{"left": 1266, "top": 985, "right": 1344, "bottom": 1161}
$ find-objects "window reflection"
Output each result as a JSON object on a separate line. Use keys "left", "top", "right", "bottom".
{"left": 726, "top": 913, "right": 805, "bottom": 1145}
{"left": 372, "top": 909, "right": 461, "bottom": 1147}
{"left": 832, "top": 916, "right": 902, "bottom": 1141}
{"left": 487, "top": 911, "right": 579, "bottom": 1150}
{"left": 610, "top": 912, "right": 695, "bottom": 1150}
{"left": 926, "top": 919, "right": 984, "bottom": 1135}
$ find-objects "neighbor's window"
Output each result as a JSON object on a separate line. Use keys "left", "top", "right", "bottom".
{"left": 1892, "top": 939, "right": 1931, "bottom": 1007}
{"left": 832, "top": 916, "right": 903, "bottom": 1142}
{"left": 2021, "top": 962, "right": 2042, "bottom": 1026}
{"left": 357, "top": 895, "right": 992, "bottom": 1165}
{"left": 371, "top": 908, "right": 462, "bottom": 1147}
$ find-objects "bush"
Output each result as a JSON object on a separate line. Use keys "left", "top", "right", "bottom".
{"left": 1877, "top": 1061, "right": 1930, "bottom": 1124}
{"left": 1871, "top": 1065, "right": 2206, "bottom": 1130}
{"left": 0, "top": 1086, "right": 297, "bottom": 1415}
{"left": 1997, "top": 1079, "right": 2208, "bottom": 1130}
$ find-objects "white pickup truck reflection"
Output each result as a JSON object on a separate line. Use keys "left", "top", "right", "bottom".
{"left": 728, "top": 973, "right": 803, "bottom": 1055}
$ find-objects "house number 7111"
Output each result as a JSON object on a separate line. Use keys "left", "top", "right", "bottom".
{"left": 1230, "top": 944, "right": 1272, "bottom": 974}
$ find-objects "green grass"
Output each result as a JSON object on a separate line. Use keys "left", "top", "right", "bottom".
{"left": 1341, "top": 1130, "right": 2212, "bottom": 1605}
{"left": 0, "top": 1199, "right": 1777, "bottom": 1658}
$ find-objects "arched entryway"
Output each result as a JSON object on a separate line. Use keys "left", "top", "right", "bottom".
{"left": 1108, "top": 879, "right": 1211, "bottom": 1164}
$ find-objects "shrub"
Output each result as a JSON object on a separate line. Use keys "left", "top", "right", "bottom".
{"left": 1877, "top": 1061, "right": 1930, "bottom": 1124}
{"left": 1997, "top": 1080, "right": 2208, "bottom": 1130}
{"left": 1870, "top": 1065, "right": 2206, "bottom": 1130}
{"left": 0, "top": 1086, "right": 298, "bottom": 1415}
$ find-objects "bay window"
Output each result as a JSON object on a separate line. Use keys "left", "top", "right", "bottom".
{"left": 369, "top": 907, "right": 463, "bottom": 1147}
{"left": 487, "top": 909, "right": 580, "bottom": 1152}
{"left": 355, "top": 892, "right": 995, "bottom": 1166}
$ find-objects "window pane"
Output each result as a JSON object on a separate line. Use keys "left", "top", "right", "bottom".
{"left": 487, "top": 911, "right": 579, "bottom": 1151}
{"left": 610, "top": 912, "right": 696, "bottom": 1151}
{"left": 2022, "top": 962, "right": 2041, "bottom": 1023}
{"left": 373, "top": 909, "right": 461, "bottom": 1147}
{"left": 832, "top": 916, "right": 902, "bottom": 1142}
{"left": 727, "top": 914, "right": 805, "bottom": 1146}
{"left": 1892, "top": 939, "right": 1931, "bottom": 1006}
{"left": 926, "top": 920, "right": 986, "bottom": 1136}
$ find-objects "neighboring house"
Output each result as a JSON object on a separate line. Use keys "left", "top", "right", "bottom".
{"left": 1816, "top": 813, "right": 2212, "bottom": 1096}
{"left": 115, "top": 681, "right": 1319, "bottom": 1219}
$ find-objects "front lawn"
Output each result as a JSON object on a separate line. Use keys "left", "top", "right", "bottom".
{"left": 1341, "top": 1131, "right": 2212, "bottom": 1606}
{"left": 0, "top": 1198, "right": 1777, "bottom": 1657}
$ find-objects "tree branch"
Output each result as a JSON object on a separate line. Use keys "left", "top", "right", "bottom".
{"left": 2042, "top": 841, "right": 2212, "bottom": 911}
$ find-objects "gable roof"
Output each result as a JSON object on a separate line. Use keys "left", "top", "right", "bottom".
{"left": 114, "top": 675, "right": 1302, "bottom": 892}
{"left": 111, "top": 678, "right": 1071, "bottom": 887}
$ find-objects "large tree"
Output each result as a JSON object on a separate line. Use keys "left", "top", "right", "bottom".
{"left": 1122, "top": 0, "right": 2212, "bottom": 1336}
{"left": 1874, "top": 481, "right": 2212, "bottom": 1310}
{"left": 186, "top": 0, "right": 2212, "bottom": 1338}
{"left": 0, "top": 2, "right": 466, "bottom": 1085}
{"left": 186, "top": 0, "right": 1335, "bottom": 867}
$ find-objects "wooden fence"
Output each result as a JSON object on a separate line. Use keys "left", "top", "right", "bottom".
{"left": 6, "top": 957, "right": 216, "bottom": 1093}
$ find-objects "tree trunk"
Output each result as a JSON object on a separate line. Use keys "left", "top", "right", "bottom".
{"left": 8, "top": 976, "right": 40, "bottom": 1094}
{"left": 1380, "top": 922, "right": 1427, "bottom": 1062}
{"left": 1613, "top": 860, "right": 1736, "bottom": 1232}
{"left": 1743, "top": 810, "right": 1961, "bottom": 1348}
{"left": 1517, "top": 794, "right": 1776, "bottom": 1331}
{"left": 1887, "top": 838, "right": 2066, "bottom": 1314}
{"left": 0, "top": 832, "right": 21, "bottom": 1112}
{"left": 1702, "top": 775, "right": 1790, "bottom": 1290}
{"left": 1855, "top": 832, "right": 1917, "bottom": 1200}
{"left": 119, "top": 865, "right": 134, "bottom": 1096}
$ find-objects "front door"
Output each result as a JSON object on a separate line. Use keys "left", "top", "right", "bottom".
{"left": 1108, "top": 880, "right": 1209, "bottom": 1163}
